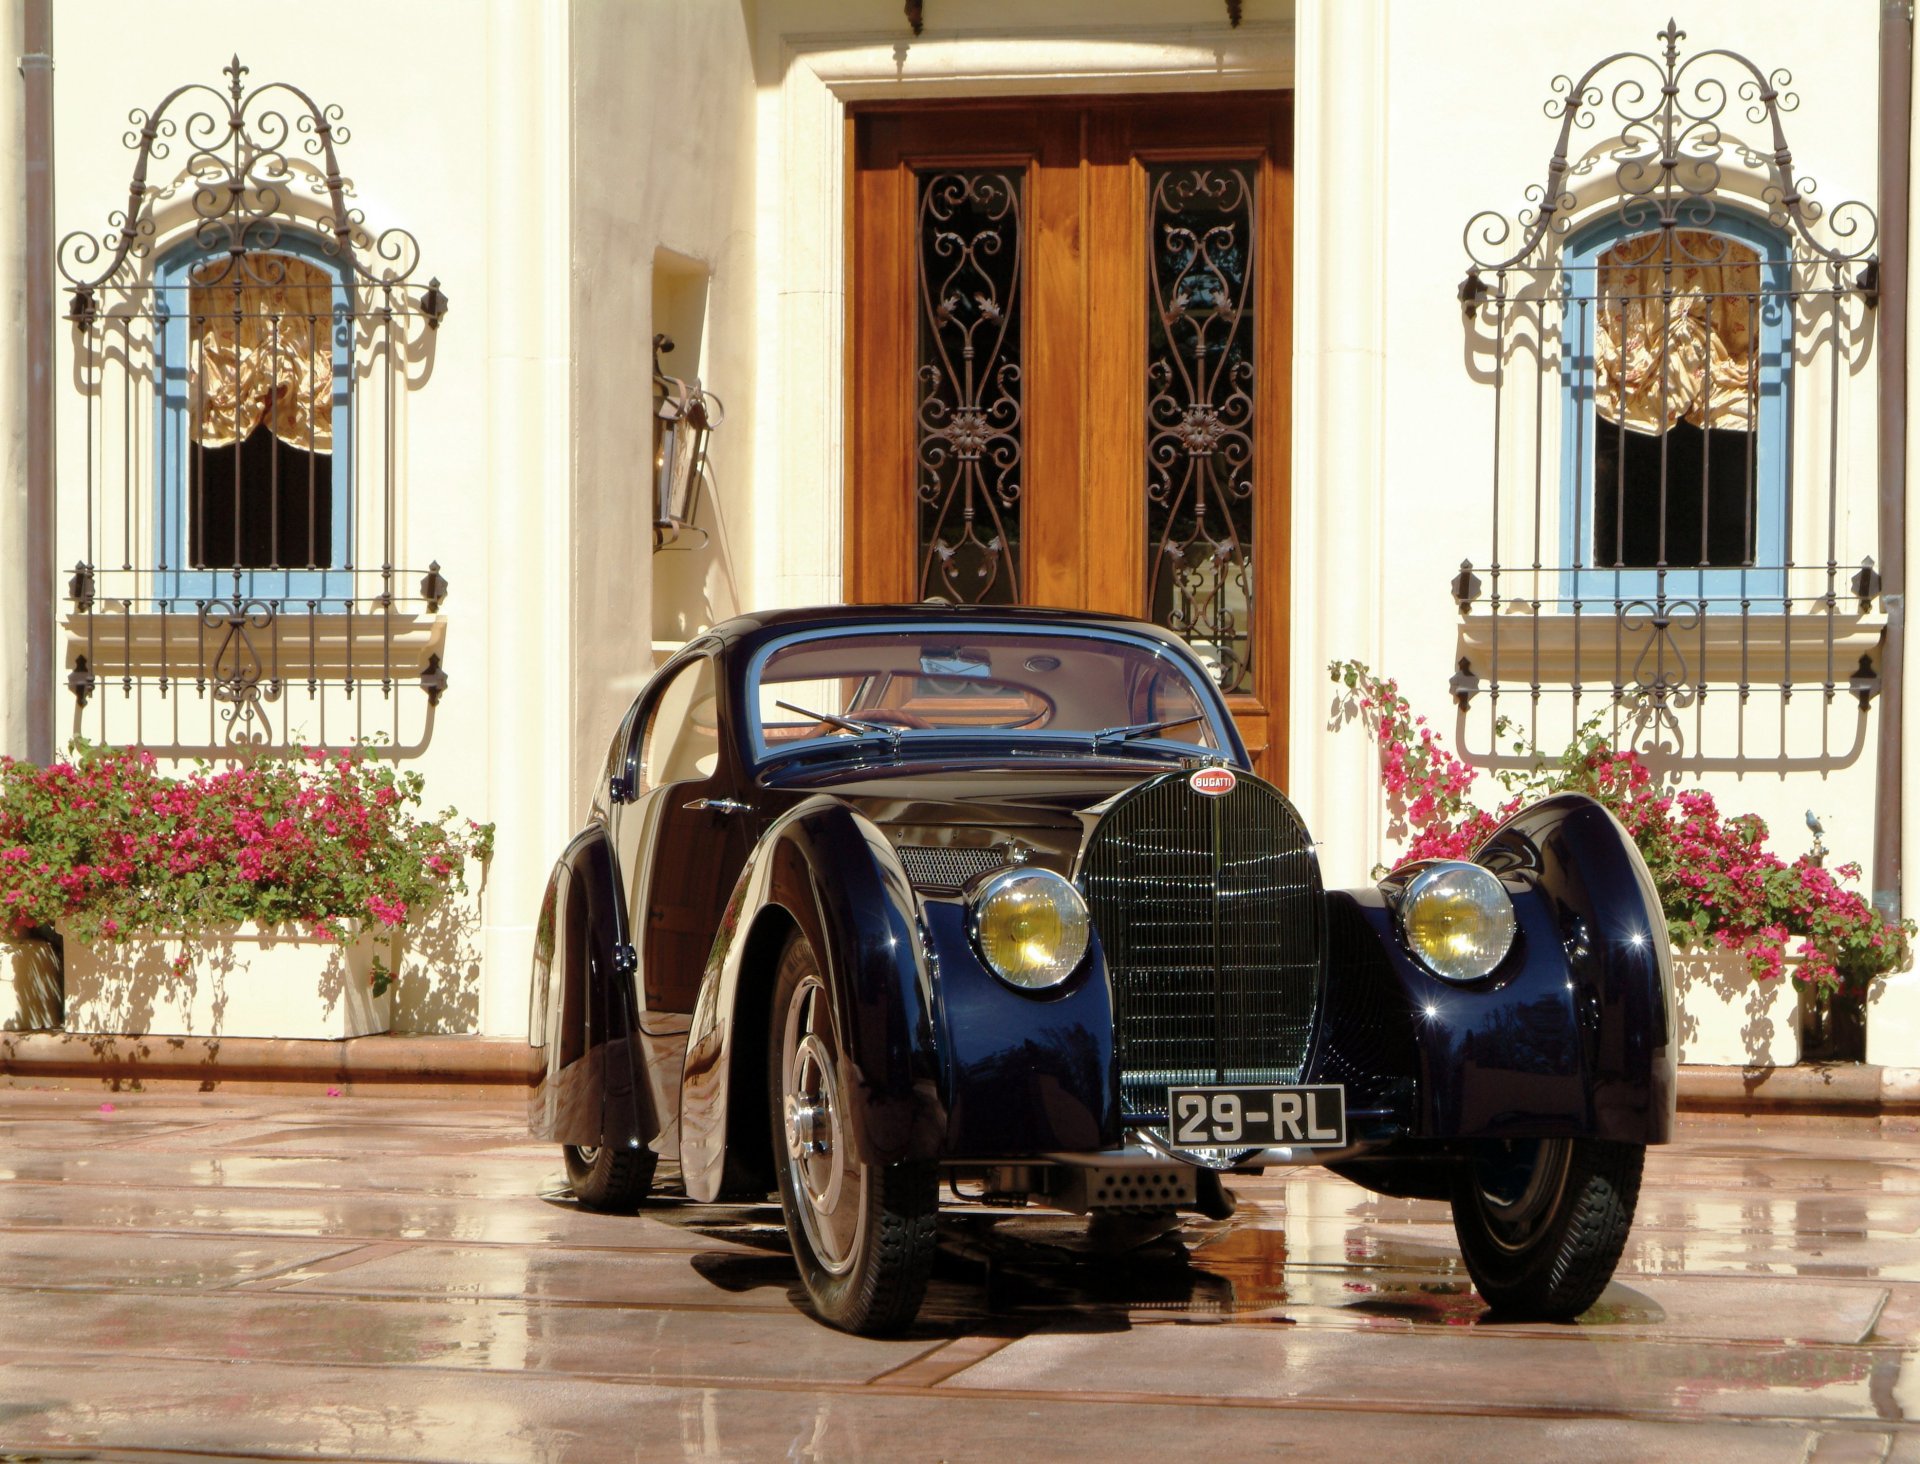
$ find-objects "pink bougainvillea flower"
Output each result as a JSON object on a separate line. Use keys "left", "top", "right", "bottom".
{"left": 1329, "top": 657, "right": 1913, "bottom": 1000}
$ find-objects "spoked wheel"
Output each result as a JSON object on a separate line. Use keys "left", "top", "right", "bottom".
{"left": 767, "top": 930, "right": 936, "bottom": 1334}
{"left": 1449, "top": 1137, "right": 1644, "bottom": 1320}
{"left": 563, "top": 1141, "right": 656, "bottom": 1211}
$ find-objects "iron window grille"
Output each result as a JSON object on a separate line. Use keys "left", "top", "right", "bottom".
{"left": 57, "top": 56, "right": 449, "bottom": 753}
{"left": 1454, "top": 22, "right": 1881, "bottom": 768}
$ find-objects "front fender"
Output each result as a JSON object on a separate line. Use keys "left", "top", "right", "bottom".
{"left": 1316, "top": 793, "right": 1674, "bottom": 1147}
{"left": 679, "top": 798, "right": 943, "bottom": 1203}
{"left": 1479, "top": 792, "right": 1677, "bottom": 1143}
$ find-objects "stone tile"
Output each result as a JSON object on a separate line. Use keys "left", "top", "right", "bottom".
{"left": 1, "top": 1092, "right": 1914, "bottom": 1459}
{"left": 0, "top": 1288, "right": 931, "bottom": 1384}
{"left": 0, "top": 1357, "right": 1841, "bottom": 1464}
{"left": 0, "top": 1148, "right": 557, "bottom": 1198}
{"left": 0, "top": 1232, "right": 353, "bottom": 1290}
{"left": 943, "top": 1323, "right": 1911, "bottom": 1422}
{"left": 0, "top": 1182, "right": 773, "bottom": 1251}
{"left": 277, "top": 1241, "right": 805, "bottom": 1309}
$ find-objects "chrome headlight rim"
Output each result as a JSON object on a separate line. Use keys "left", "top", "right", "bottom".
{"left": 1397, "top": 860, "right": 1517, "bottom": 984}
{"left": 965, "top": 866, "right": 1091, "bottom": 991}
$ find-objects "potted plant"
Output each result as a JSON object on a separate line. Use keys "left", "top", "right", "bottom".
{"left": 1330, "top": 660, "right": 1912, "bottom": 1066}
{"left": 0, "top": 745, "right": 492, "bottom": 1039}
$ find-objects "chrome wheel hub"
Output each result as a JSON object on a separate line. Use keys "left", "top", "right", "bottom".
{"left": 780, "top": 971, "right": 865, "bottom": 1275}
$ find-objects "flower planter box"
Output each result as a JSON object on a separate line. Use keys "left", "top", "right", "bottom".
{"left": 1, "top": 932, "right": 63, "bottom": 1031}
{"left": 61, "top": 921, "right": 393, "bottom": 1040}
{"left": 1673, "top": 946, "right": 1802, "bottom": 1068}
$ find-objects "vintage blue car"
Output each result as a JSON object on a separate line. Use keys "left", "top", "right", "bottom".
{"left": 528, "top": 605, "right": 1674, "bottom": 1333}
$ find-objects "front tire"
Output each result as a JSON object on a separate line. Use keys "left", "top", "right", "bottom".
{"left": 564, "top": 1142, "right": 656, "bottom": 1211}
{"left": 1449, "top": 1137, "right": 1643, "bottom": 1320}
{"left": 767, "top": 930, "right": 937, "bottom": 1334}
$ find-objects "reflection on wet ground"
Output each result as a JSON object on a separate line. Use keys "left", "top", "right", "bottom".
{"left": 0, "top": 1092, "right": 1914, "bottom": 1461}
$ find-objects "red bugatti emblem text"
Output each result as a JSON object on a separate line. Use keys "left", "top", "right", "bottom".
{"left": 1190, "top": 766, "right": 1237, "bottom": 797}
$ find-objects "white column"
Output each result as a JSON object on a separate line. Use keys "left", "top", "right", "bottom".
{"left": 757, "top": 51, "right": 845, "bottom": 613}
{"left": 0, "top": 0, "right": 29, "bottom": 759}
{"left": 1870, "top": 21, "right": 1920, "bottom": 1066}
{"left": 478, "top": 0, "right": 572, "bottom": 1038}
{"left": 1288, "top": 0, "right": 1389, "bottom": 885}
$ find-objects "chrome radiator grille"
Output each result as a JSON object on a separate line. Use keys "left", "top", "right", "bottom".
{"left": 1080, "top": 771, "right": 1325, "bottom": 1121}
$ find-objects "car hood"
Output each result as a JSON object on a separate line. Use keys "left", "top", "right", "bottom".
{"left": 758, "top": 756, "right": 1180, "bottom": 833}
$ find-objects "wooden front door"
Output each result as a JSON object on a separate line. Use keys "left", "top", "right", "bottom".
{"left": 848, "top": 94, "right": 1293, "bottom": 779}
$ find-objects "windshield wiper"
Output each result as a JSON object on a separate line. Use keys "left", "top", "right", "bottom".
{"left": 1091, "top": 714, "right": 1206, "bottom": 750}
{"left": 774, "top": 699, "right": 903, "bottom": 754}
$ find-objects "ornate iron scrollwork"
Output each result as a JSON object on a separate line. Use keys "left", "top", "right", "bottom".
{"left": 1451, "top": 22, "right": 1881, "bottom": 769}
{"left": 1461, "top": 20, "right": 1876, "bottom": 285}
{"left": 1147, "top": 164, "right": 1257, "bottom": 694}
{"left": 59, "top": 54, "right": 438, "bottom": 307}
{"left": 915, "top": 171, "right": 1024, "bottom": 605}
{"left": 57, "top": 57, "right": 450, "bottom": 754}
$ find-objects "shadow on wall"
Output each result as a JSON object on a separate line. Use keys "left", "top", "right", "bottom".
{"left": 62, "top": 924, "right": 390, "bottom": 1039}
{"left": 1671, "top": 947, "right": 1802, "bottom": 1067}
{"left": 391, "top": 880, "right": 487, "bottom": 1035}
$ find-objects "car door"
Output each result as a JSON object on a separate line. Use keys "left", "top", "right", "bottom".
{"left": 612, "top": 652, "right": 751, "bottom": 1018}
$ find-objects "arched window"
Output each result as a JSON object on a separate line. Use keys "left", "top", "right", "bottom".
{"left": 1561, "top": 213, "right": 1791, "bottom": 605}
{"left": 155, "top": 236, "right": 353, "bottom": 604}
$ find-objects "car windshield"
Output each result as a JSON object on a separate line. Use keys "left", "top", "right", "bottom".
{"left": 747, "top": 626, "right": 1230, "bottom": 761}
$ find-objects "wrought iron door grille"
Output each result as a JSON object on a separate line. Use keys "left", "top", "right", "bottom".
{"left": 1147, "top": 163, "right": 1257, "bottom": 695}
{"left": 55, "top": 57, "right": 449, "bottom": 753}
{"left": 1080, "top": 771, "right": 1324, "bottom": 1123}
{"left": 1452, "top": 22, "right": 1882, "bottom": 770}
{"left": 915, "top": 169, "right": 1024, "bottom": 605}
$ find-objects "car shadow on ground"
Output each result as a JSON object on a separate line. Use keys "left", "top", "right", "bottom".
{"left": 541, "top": 1176, "right": 1668, "bottom": 1338}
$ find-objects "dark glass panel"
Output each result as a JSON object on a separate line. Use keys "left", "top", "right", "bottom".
{"left": 1593, "top": 421, "right": 1756, "bottom": 570}
{"left": 914, "top": 170, "right": 1024, "bottom": 604}
{"left": 1146, "top": 163, "right": 1256, "bottom": 694}
{"left": 190, "top": 424, "right": 333, "bottom": 570}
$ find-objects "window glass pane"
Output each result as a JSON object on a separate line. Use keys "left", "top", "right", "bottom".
{"left": 641, "top": 658, "right": 720, "bottom": 789}
{"left": 915, "top": 170, "right": 1024, "bottom": 604}
{"left": 1591, "top": 230, "right": 1761, "bottom": 570}
{"left": 1146, "top": 163, "right": 1256, "bottom": 693}
{"left": 187, "top": 251, "right": 336, "bottom": 570}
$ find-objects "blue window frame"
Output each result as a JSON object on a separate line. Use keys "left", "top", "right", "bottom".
{"left": 154, "top": 234, "right": 353, "bottom": 607}
{"left": 1559, "top": 211, "right": 1791, "bottom": 608}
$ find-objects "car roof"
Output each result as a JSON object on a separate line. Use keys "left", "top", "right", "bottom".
{"left": 703, "top": 603, "right": 1179, "bottom": 656}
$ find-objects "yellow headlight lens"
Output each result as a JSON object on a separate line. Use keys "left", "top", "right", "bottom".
{"left": 1401, "top": 862, "right": 1516, "bottom": 982}
{"left": 969, "top": 868, "right": 1091, "bottom": 989}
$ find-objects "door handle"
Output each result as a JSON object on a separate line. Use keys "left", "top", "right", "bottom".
{"left": 683, "top": 797, "right": 749, "bottom": 814}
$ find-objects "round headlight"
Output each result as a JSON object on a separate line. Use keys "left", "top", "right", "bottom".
{"left": 1400, "top": 862, "right": 1516, "bottom": 983}
{"left": 968, "top": 868, "right": 1091, "bottom": 990}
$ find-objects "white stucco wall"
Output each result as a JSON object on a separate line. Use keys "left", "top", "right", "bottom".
{"left": 8, "top": 0, "right": 1913, "bottom": 1047}
{"left": 41, "top": 0, "right": 574, "bottom": 1035}
{"left": 1370, "top": 3, "right": 1886, "bottom": 887}
{"left": 570, "top": 0, "right": 759, "bottom": 789}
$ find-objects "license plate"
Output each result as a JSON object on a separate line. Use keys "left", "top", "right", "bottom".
{"left": 1167, "top": 1084, "right": 1347, "bottom": 1149}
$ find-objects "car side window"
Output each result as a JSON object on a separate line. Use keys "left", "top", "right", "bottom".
{"left": 638, "top": 656, "right": 720, "bottom": 794}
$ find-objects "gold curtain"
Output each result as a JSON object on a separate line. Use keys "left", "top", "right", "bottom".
{"left": 188, "top": 254, "right": 335, "bottom": 452}
{"left": 1593, "top": 230, "right": 1762, "bottom": 436}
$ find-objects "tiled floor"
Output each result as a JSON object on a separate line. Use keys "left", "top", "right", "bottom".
{"left": 0, "top": 1089, "right": 1914, "bottom": 1461}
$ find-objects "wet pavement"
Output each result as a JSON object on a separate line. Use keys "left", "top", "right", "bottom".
{"left": 0, "top": 1093, "right": 1915, "bottom": 1462}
